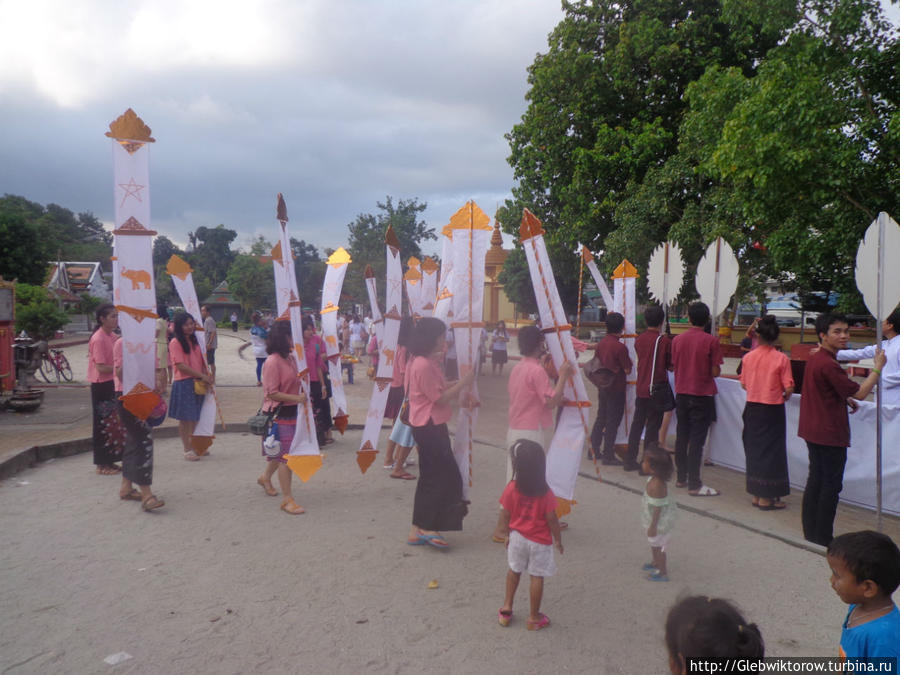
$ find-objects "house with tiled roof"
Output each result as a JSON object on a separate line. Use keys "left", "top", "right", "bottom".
{"left": 45, "top": 262, "right": 111, "bottom": 305}
{"left": 201, "top": 280, "right": 242, "bottom": 322}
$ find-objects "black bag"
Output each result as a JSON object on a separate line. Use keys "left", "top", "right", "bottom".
{"left": 248, "top": 404, "right": 280, "bottom": 436}
{"left": 584, "top": 355, "right": 615, "bottom": 390}
{"left": 648, "top": 335, "right": 676, "bottom": 412}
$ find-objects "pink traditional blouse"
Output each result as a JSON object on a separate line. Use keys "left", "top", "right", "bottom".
{"left": 391, "top": 345, "right": 408, "bottom": 388}
{"left": 87, "top": 328, "right": 117, "bottom": 384}
{"left": 262, "top": 353, "right": 301, "bottom": 413}
{"left": 169, "top": 337, "right": 205, "bottom": 382}
{"left": 407, "top": 355, "right": 451, "bottom": 426}
{"left": 740, "top": 345, "right": 794, "bottom": 405}
{"left": 507, "top": 357, "right": 555, "bottom": 430}
{"left": 304, "top": 334, "right": 327, "bottom": 383}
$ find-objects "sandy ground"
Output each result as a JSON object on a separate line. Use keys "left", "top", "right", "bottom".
{"left": 0, "top": 331, "right": 855, "bottom": 673}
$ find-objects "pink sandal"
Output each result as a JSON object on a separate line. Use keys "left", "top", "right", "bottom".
{"left": 527, "top": 613, "right": 551, "bottom": 631}
{"left": 498, "top": 609, "right": 512, "bottom": 627}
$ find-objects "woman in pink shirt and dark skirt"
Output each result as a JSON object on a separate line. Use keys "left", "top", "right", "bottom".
{"left": 88, "top": 304, "right": 121, "bottom": 475}
{"left": 739, "top": 315, "right": 794, "bottom": 510}
{"left": 168, "top": 313, "right": 214, "bottom": 461}
{"left": 405, "top": 317, "right": 475, "bottom": 549}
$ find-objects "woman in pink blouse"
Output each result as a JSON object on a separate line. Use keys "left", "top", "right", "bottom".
{"left": 88, "top": 304, "right": 121, "bottom": 475}
{"left": 383, "top": 316, "right": 415, "bottom": 477}
{"left": 302, "top": 317, "right": 333, "bottom": 445}
{"left": 405, "top": 317, "right": 475, "bottom": 549}
{"left": 168, "top": 313, "right": 214, "bottom": 461}
{"left": 257, "top": 322, "right": 308, "bottom": 514}
{"left": 739, "top": 315, "right": 794, "bottom": 510}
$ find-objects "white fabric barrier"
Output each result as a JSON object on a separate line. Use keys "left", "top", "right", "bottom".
{"left": 705, "top": 377, "right": 900, "bottom": 516}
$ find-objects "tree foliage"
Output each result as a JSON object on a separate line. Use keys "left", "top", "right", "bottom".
{"left": 15, "top": 283, "right": 69, "bottom": 339}
{"left": 345, "top": 197, "right": 436, "bottom": 304}
{"left": 290, "top": 238, "right": 325, "bottom": 308}
{"left": 503, "top": 0, "right": 899, "bottom": 314}
{"left": 226, "top": 255, "right": 276, "bottom": 316}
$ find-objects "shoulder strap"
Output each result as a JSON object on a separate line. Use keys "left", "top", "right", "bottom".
{"left": 650, "top": 334, "right": 663, "bottom": 384}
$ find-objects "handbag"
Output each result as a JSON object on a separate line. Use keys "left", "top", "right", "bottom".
{"left": 398, "top": 397, "right": 410, "bottom": 426}
{"left": 194, "top": 378, "right": 208, "bottom": 395}
{"left": 584, "top": 355, "right": 615, "bottom": 390}
{"left": 648, "top": 334, "right": 676, "bottom": 412}
{"left": 248, "top": 403, "right": 281, "bottom": 436}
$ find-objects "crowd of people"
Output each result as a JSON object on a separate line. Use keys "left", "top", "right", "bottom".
{"left": 84, "top": 299, "right": 900, "bottom": 661}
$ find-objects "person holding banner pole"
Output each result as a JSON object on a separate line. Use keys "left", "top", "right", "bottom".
{"left": 88, "top": 304, "right": 121, "bottom": 475}
{"left": 168, "top": 313, "right": 214, "bottom": 461}
{"left": 405, "top": 317, "right": 475, "bottom": 549}
{"left": 835, "top": 308, "right": 900, "bottom": 406}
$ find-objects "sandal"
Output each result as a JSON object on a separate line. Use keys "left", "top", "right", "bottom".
{"left": 96, "top": 465, "right": 122, "bottom": 475}
{"left": 141, "top": 495, "right": 165, "bottom": 511}
{"left": 688, "top": 485, "right": 721, "bottom": 497}
{"left": 257, "top": 477, "right": 278, "bottom": 496}
{"left": 757, "top": 500, "right": 787, "bottom": 511}
{"left": 647, "top": 571, "right": 669, "bottom": 582}
{"left": 119, "top": 488, "right": 142, "bottom": 501}
{"left": 675, "top": 481, "right": 687, "bottom": 489}
{"left": 498, "top": 609, "right": 512, "bottom": 627}
{"left": 184, "top": 450, "right": 200, "bottom": 462}
{"left": 281, "top": 497, "right": 305, "bottom": 515}
{"left": 390, "top": 472, "right": 417, "bottom": 480}
{"left": 526, "top": 613, "right": 551, "bottom": 631}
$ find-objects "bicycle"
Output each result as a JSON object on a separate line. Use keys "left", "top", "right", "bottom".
{"left": 38, "top": 348, "right": 73, "bottom": 383}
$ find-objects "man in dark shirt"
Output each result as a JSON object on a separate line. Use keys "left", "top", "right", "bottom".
{"left": 671, "top": 302, "right": 722, "bottom": 496}
{"left": 798, "top": 313, "right": 885, "bottom": 546}
{"left": 624, "top": 304, "right": 671, "bottom": 472}
{"left": 589, "top": 312, "right": 633, "bottom": 465}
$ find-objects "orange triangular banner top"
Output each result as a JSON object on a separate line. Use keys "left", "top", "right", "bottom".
{"left": 166, "top": 254, "right": 193, "bottom": 281}
{"left": 356, "top": 449, "right": 377, "bottom": 474}
{"left": 327, "top": 247, "right": 352, "bottom": 267}
{"left": 286, "top": 454, "right": 323, "bottom": 483}
{"left": 580, "top": 246, "right": 595, "bottom": 264}
{"left": 519, "top": 208, "right": 545, "bottom": 241}
{"left": 555, "top": 497, "right": 577, "bottom": 518}
{"left": 449, "top": 201, "right": 491, "bottom": 231}
{"left": 120, "top": 384, "right": 161, "bottom": 421}
{"left": 385, "top": 226, "right": 400, "bottom": 250}
{"left": 421, "top": 257, "right": 439, "bottom": 273}
{"left": 612, "top": 259, "right": 639, "bottom": 279}
{"left": 403, "top": 267, "right": 422, "bottom": 283}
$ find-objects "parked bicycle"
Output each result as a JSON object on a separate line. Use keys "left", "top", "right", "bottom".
{"left": 38, "top": 347, "right": 73, "bottom": 383}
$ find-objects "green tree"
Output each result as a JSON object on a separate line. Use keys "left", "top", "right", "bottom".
{"left": 290, "top": 238, "right": 325, "bottom": 308}
{"left": 187, "top": 225, "right": 237, "bottom": 287}
{"left": 0, "top": 203, "right": 47, "bottom": 284}
{"left": 345, "top": 196, "right": 436, "bottom": 303}
{"left": 226, "top": 255, "right": 276, "bottom": 315}
{"left": 247, "top": 235, "right": 273, "bottom": 256}
{"left": 15, "top": 283, "right": 69, "bottom": 339}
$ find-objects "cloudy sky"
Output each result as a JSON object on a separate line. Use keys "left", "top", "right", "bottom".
{"left": 0, "top": 0, "right": 566, "bottom": 255}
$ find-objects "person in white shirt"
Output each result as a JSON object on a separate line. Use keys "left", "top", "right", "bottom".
{"left": 836, "top": 308, "right": 900, "bottom": 407}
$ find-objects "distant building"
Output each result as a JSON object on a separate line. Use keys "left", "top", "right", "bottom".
{"left": 45, "top": 262, "right": 111, "bottom": 306}
{"left": 483, "top": 221, "right": 516, "bottom": 326}
{"left": 201, "top": 281, "right": 242, "bottom": 322}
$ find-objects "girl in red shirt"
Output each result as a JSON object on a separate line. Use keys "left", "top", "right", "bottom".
{"left": 497, "top": 439, "right": 563, "bottom": 631}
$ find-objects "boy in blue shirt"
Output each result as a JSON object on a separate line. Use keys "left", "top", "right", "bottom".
{"left": 827, "top": 530, "right": 900, "bottom": 664}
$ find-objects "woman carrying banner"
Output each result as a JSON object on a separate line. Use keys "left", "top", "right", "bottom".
{"left": 302, "top": 317, "right": 333, "bottom": 446}
{"left": 88, "top": 303, "right": 121, "bottom": 475}
{"left": 168, "top": 312, "right": 214, "bottom": 461}
{"left": 256, "top": 321, "right": 308, "bottom": 514}
{"left": 739, "top": 315, "right": 794, "bottom": 510}
{"left": 405, "top": 317, "right": 475, "bottom": 549}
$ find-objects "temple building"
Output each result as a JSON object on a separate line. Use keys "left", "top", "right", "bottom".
{"left": 483, "top": 221, "right": 516, "bottom": 326}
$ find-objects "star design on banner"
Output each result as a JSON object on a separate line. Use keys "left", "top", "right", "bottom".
{"left": 118, "top": 177, "right": 146, "bottom": 208}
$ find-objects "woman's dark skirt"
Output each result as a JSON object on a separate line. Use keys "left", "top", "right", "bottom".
{"left": 410, "top": 421, "right": 468, "bottom": 532}
{"left": 310, "top": 380, "right": 332, "bottom": 443}
{"left": 742, "top": 402, "right": 790, "bottom": 499}
{"left": 119, "top": 401, "right": 154, "bottom": 486}
{"left": 91, "top": 380, "right": 121, "bottom": 466}
{"left": 384, "top": 385, "right": 404, "bottom": 420}
{"left": 491, "top": 349, "right": 508, "bottom": 365}
{"left": 168, "top": 378, "right": 204, "bottom": 421}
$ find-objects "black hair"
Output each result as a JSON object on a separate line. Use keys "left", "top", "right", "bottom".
{"left": 688, "top": 302, "right": 711, "bottom": 327}
{"left": 827, "top": 530, "right": 900, "bottom": 595}
{"left": 172, "top": 312, "right": 199, "bottom": 354}
{"left": 644, "top": 304, "right": 664, "bottom": 329}
{"left": 665, "top": 596, "right": 764, "bottom": 669}
{"left": 755, "top": 315, "right": 780, "bottom": 344}
{"left": 266, "top": 321, "right": 293, "bottom": 358}
{"left": 517, "top": 325, "right": 543, "bottom": 358}
{"left": 397, "top": 316, "right": 414, "bottom": 348}
{"left": 815, "top": 312, "right": 848, "bottom": 341}
{"left": 885, "top": 307, "right": 900, "bottom": 334}
{"left": 408, "top": 317, "right": 447, "bottom": 357}
{"left": 496, "top": 320, "right": 507, "bottom": 335}
{"left": 510, "top": 439, "right": 549, "bottom": 498}
{"left": 94, "top": 303, "right": 116, "bottom": 333}
{"left": 643, "top": 446, "right": 673, "bottom": 482}
{"left": 301, "top": 317, "right": 315, "bottom": 333}
{"left": 606, "top": 312, "right": 625, "bottom": 334}
{"left": 156, "top": 302, "right": 168, "bottom": 319}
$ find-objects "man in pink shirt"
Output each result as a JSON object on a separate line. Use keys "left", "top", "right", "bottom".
{"left": 671, "top": 302, "right": 722, "bottom": 496}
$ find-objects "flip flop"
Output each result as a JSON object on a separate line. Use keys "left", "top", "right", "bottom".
{"left": 688, "top": 485, "right": 721, "bottom": 497}
{"left": 184, "top": 451, "right": 200, "bottom": 462}
{"left": 491, "top": 535, "right": 507, "bottom": 544}
{"left": 641, "top": 563, "right": 658, "bottom": 571}
{"left": 119, "top": 488, "right": 142, "bottom": 501}
{"left": 647, "top": 571, "right": 669, "bottom": 582}
{"left": 498, "top": 609, "right": 512, "bottom": 627}
{"left": 527, "top": 613, "right": 551, "bottom": 631}
{"left": 141, "top": 495, "right": 165, "bottom": 512}
{"left": 406, "top": 536, "right": 427, "bottom": 546}
{"left": 757, "top": 501, "right": 787, "bottom": 511}
{"left": 390, "top": 472, "right": 417, "bottom": 480}
{"left": 419, "top": 533, "right": 449, "bottom": 549}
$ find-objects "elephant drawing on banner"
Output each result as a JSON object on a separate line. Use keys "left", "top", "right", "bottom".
{"left": 325, "top": 335, "right": 338, "bottom": 349}
{"left": 381, "top": 348, "right": 395, "bottom": 366}
{"left": 121, "top": 267, "right": 152, "bottom": 290}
